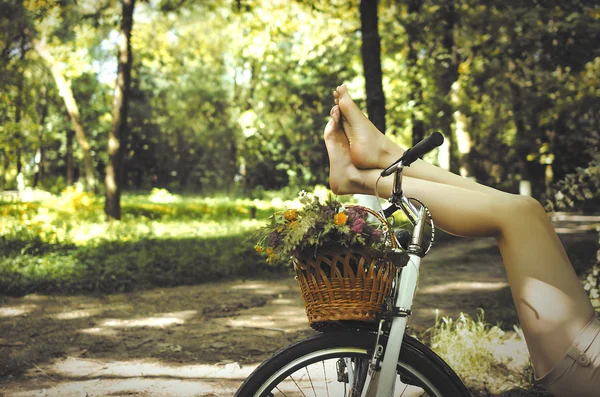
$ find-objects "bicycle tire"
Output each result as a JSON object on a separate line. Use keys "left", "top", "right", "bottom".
{"left": 235, "top": 330, "right": 471, "bottom": 397}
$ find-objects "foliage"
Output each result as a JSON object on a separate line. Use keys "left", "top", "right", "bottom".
{"left": 428, "top": 310, "right": 506, "bottom": 374}
{"left": 0, "top": 191, "right": 292, "bottom": 296}
{"left": 253, "top": 191, "right": 400, "bottom": 266}
{"left": 581, "top": 231, "right": 600, "bottom": 309}
{"left": 0, "top": 235, "right": 269, "bottom": 296}
{"left": 2, "top": 0, "right": 600, "bottom": 206}
{"left": 544, "top": 153, "right": 600, "bottom": 212}
{"left": 426, "top": 310, "right": 540, "bottom": 394}
{"left": 543, "top": 152, "right": 600, "bottom": 307}
{"left": 584, "top": 258, "right": 600, "bottom": 308}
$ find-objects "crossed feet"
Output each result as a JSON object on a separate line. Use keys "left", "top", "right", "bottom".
{"left": 324, "top": 85, "right": 403, "bottom": 195}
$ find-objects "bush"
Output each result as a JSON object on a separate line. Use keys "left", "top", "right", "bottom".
{"left": 0, "top": 191, "right": 294, "bottom": 296}
{"left": 545, "top": 153, "right": 600, "bottom": 212}
{"left": 583, "top": 233, "right": 600, "bottom": 308}
{"left": 425, "top": 311, "right": 541, "bottom": 395}
{"left": 427, "top": 310, "right": 506, "bottom": 376}
{"left": 0, "top": 253, "right": 87, "bottom": 295}
{"left": 0, "top": 231, "right": 273, "bottom": 296}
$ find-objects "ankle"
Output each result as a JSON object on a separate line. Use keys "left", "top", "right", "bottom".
{"left": 379, "top": 140, "right": 402, "bottom": 169}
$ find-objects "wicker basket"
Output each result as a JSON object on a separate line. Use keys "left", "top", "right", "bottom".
{"left": 293, "top": 206, "right": 397, "bottom": 328}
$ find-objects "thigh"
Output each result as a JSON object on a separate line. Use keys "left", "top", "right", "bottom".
{"left": 537, "top": 315, "right": 600, "bottom": 397}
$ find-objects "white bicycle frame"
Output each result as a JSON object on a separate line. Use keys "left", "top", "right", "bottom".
{"left": 361, "top": 167, "right": 431, "bottom": 397}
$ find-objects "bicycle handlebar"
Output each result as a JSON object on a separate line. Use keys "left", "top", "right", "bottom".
{"left": 381, "top": 131, "right": 444, "bottom": 177}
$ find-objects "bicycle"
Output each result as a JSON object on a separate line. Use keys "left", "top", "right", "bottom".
{"left": 235, "top": 132, "right": 472, "bottom": 397}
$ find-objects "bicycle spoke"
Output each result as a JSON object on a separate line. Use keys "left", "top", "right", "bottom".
{"left": 304, "top": 366, "right": 317, "bottom": 397}
{"left": 397, "top": 379, "right": 427, "bottom": 396}
{"left": 266, "top": 359, "right": 432, "bottom": 397}
{"left": 236, "top": 332, "right": 468, "bottom": 397}
{"left": 322, "top": 361, "right": 329, "bottom": 397}
{"left": 289, "top": 374, "right": 308, "bottom": 397}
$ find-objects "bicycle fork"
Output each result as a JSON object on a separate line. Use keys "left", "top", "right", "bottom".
{"left": 360, "top": 202, "right": 428, "bottom": 397}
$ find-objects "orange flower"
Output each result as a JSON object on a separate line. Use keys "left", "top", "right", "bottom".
{"left": 284, "top": 209, "right": 297, "bottom": 221}
{"left": 254, "top": 245, "right": 263, "bottom": 253}
{"left": 266, "top": 247, "right": 274, "bottom": 255}
{"left": 334, "top": 212, "right": 348, "bottom": 226}
{"left": 288, "top": 220, "right": 298, "bottom": 229}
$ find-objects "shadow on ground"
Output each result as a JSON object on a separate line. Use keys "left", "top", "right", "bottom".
{"left": 0, "top": 216, "right": 596, "bottom": 396}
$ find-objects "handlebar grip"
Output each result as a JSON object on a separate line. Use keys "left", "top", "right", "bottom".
{"left": 381, "top": 132, "right": 444, "bottom": 176}
{"left": 403, "top": 131, "right": 444, "bottom": 165}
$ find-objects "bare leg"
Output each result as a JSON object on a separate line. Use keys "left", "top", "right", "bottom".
{"left": 333, "top": 85, "right": 498, "bottom": 196}
{"left": 324, "top": 104, "right": 596, "bottom": 377}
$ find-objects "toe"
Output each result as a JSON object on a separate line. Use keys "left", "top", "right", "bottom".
{"left": 323, "top": 119, "right": 334, "bottom": 139}
{"left": 330, "top": 105, "right": 340, "bottom": 123}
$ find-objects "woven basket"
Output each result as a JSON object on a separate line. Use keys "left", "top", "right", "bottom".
{"left": 293, "top": 206, "right": 397, "bottom": 328}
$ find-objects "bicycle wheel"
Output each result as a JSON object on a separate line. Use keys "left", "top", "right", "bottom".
{"left": 235, "top": 330, "right": 471, "bottom": 397}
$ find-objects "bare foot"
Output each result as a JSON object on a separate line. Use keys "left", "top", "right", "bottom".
{"left": 333, "top": 85, "right": 404, "bottom": 169}
{"left": 324, "top": 106, "right": 373, "bottom": 196}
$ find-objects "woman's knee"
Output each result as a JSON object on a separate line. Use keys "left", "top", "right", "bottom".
{"left": 515, "top": 195, "right": 546, "bottom": 215}
{"left": 501, "top": 194, "right": 548, "bottom": 221}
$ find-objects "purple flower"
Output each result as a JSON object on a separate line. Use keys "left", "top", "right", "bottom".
{"left": 323, "top": 205, "right": 336, "bottom": 218}
{"left": 372, "top": 229, "right": 383, "bottom": 241}
{"left": 347, "top": 206, "right": 368, "bottom": 223}
{"left": 351, "top": 218, "right": 366, "bottom": 234}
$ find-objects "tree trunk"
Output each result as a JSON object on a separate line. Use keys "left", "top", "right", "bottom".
{"left": 451, "top": 76, "right": 474, "bottom": 179}
{"left": 0, "top": 149, "right": 5, "bottom": 189}
{"left": 32, "top": 37, "right": 96, "bottom": 191}
{"left": 34, "top": 84, "right": 49, "bottom": 187}
{"left": 437, "top": 1, "right": 459, "bottom": 173}
{"left": 509, "top": 80, "right": 532, "bottom": 195}
{"left": 105, "top": 0, "right": 135, "bottom": 220}
{"left": 359, "top": 0, "right": 386, "bottom": 134}
{"left": 15, "top": 36, "right": 26, "bottom": 191}
{"left": 66, "top": 128, "right": 74, "bottom": 186}
{"left": 403, "top": 0, "right": 425, "bottom": 146}
{"left": 356, "top": 0, "right": 386, "bottom": 211}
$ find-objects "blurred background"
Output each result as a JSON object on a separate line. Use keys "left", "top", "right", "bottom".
{"left": 0, "top": 0, "right": 599, "bottom": 295}
{"left": 2, "top": 0, "right": 599, "bottom": 209}
{"left": 1, "top": 3, "right": 599, "bottom": 394}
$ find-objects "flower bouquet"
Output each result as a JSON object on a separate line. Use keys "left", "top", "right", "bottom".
{"left": 254, "top": 192, "right": 406, "bottom": 328}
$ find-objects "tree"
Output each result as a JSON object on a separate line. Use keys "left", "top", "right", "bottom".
{"left": 402, "top": 0, "right": 426, "bottom": 147}
{"left": 105, "top": 0, "right": 136, "bottom": 220}
{"left": 359, "top": 0, "right": 386, "bottom": 133}
{"left": 26, "top": 0, "right": 100, "bottom": 191}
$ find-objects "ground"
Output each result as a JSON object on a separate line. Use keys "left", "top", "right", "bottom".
{"left": 0, "top": 214, "right": 598, "bottom": 397}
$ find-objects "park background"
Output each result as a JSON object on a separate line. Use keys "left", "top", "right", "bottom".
{"left": 1, "top": 0, "right": 600, "bottom": 396}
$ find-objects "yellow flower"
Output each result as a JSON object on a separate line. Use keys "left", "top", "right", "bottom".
{"left": 266, "top": 247, "right": 274, "bottom": 255}
{"left": 276, "top": 226, "right": 284, "bottom": 232}
{"left": 288, "top": 220, "right": 298, "bottom": 229}
{"left": 284, "top": 209, "right": 297, "bottom": 221}
{"left": 255, "top": 245, "right": 263, "bottom": 253}
{"left": 334, "top": 212, "right": 348, "bottom": 226}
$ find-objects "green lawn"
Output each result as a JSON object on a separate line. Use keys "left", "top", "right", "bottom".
{"left": 0, "top": 188, "right": 303, "bottom": 296}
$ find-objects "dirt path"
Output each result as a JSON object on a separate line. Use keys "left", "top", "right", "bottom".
{"left": 0, "top": 216, "right": 597, "bottom": 396}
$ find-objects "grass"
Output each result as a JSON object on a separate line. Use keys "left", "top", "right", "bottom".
{"left": 0, "top": 188, "right": 307, "bottom": 296}
{"left": 425, "top": 310, "right": 551, "bottom": 397}
{"left": 0, "top": 186, "right": 370, "bottom": 296}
